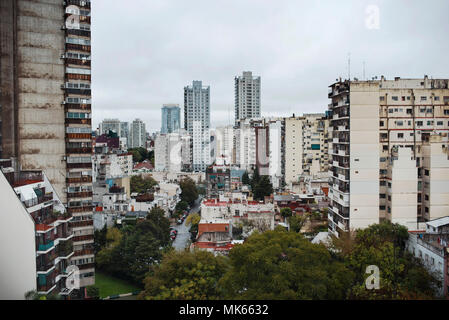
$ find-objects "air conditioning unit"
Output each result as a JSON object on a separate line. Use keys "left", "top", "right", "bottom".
{"left": 62, "top": 101, "right": 66, "bottom": 105}
{"left": 61, "top": 84, "right": 66, "bottom": 89}
{"left": 60, "top": 54, "right": 66, "bottom": 59}
{"left": 61, "top": 25, "right": 66, "bottom": 30}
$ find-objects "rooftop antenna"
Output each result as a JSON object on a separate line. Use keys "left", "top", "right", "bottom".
{"left": 348, "top": 52, "right": 351, "bottom": 80}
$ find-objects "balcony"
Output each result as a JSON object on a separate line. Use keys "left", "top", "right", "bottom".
{"left": 66, "top": 176, "right": 92, "bottom": 184}
{"left": 70, "top": 219, "right": 94, "bottom": 228}
{"left": 67, "top": 205, "right": 94, "bottom": 214}
{"left": 64, "top": 88, "right": 91, "bottom": 95}
{"left": 66, "top": 163, "right": 92, "bottom": 169}
{"left": 64, "top": 0, "right": 91, "bottom": 7}
{"left": 66, "top": 29, "right": 91, "bottom": 37}
{"left": 78, "top": 263, "right": 95, "bottom": 270}
{"left": 37, "top": 241, "right": 55, "bottom": 252}
{"left": 11, "top": 171, "right": 43, "bottom": 188}
{"left": 65, "top": 43, "right": 91, "bottom": 52}
{"left": 65, "top": 118, "right": 91, "bottom": 125}
{"left": 66, "top": 133, "right": 91, "bottom": 140}
{"left": 74, "top": 248, "right": 94, "bottom": 257}
{"left": 66, "top": 147, "right": 92, "bottom": 155}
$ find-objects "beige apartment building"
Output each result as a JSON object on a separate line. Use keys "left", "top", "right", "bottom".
{"left": 328, "top": 76, "right": 449, "bottom": 237}
{"left": 0, "top": 0, "right": 95, "bottom": 292}
{"left": 284, "top": 114, "right": 329, "bottom": 185}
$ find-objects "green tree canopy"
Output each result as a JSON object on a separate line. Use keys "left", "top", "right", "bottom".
{"left": 130, "top": 175, "right": 157, "bottom": 194}
{"left": 253, "top": 175, "right": 273, "bottom": 201}
{"left": 280, "top": 207, "right": 292, "bottom": 218}
{"left": 96, "top": 208, "right": 171, "bottom": 284}
{"left": 139, "top": 250, "right": 229, "bottom": 300}
{"left": 219, "top": 229, "right": 354, "bottom": 299}
{"left": 179, "top": 177, "right": 198, "bottom": 206}
{"left": 242, "top": 171, "right": 250, "bottom": 185}
{"left": 334, "top": 221, "right": 440, "bottom": 299}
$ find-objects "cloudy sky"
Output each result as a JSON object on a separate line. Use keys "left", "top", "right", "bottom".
{"left": 91, "top": 0, "right": 449, "bottom": 133}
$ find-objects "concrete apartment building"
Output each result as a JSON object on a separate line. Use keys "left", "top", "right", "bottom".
{"left": 0, "top": 0, "right": 95, "bottom": 289}
{"left": 184, "top": 81, "right": 211, "bottom": 172}
{"left": 129, "top": 118, "right": 146, "bottom": 149}
{"left": 154, "top": 130, "right": 191, "bottom": 172}
{"left": 328, "top": 76, "right": 449, "bottom": 236}
{"left": 161, "top": 104, "right": 181, "bottom": 134}
{"left": 235, "top": 71, "right": 261, "bottom": 125}
{"left": 284, "top": 114, "right": 329, "bottom": 185}
{"left": 215, "top": 125, "right": 234, "bottom": 165}
{"left": 0, "top": 159, "right": 76, "bottom": 299}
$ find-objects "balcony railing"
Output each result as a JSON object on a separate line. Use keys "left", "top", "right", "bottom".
{"left": 66, "top": 147, "right": 92, "bottom": 154}
{"left": 66, "top": 29, "right": 91, "bottom": 37}
{"left": 38, "top": 241, "right": 55, "bottom": 252}
{"left": 64, "top": 103, "right": 91, "bottom": 111}
{"left": 67, "top": 205, "right": 94, "bottom": 214}
{"left": 65, "top": 118, "right": 91, "bottom": 125}
{"left": 70, "top": 220, "right": 94, "bottom": 228}
{"left": 64, "top": 0, "right": 91, "bottom": 7}
{"left": 73, "top": 248, "right": 94, "bottom": 256}
{"left": 66, "top": 163, "right": 92, "bottom": 169}
{"left": 65, "top": 43, "right": 91, "bottom": 52}
{"left": 66, "top": 176, "right": 92, "bottom": 184}
{"left": 66, "top": 133, "right": 91, "bottom": 140}
{"left": 78, "top": 263, "right": 95, "bottom": 270}
{"left": 72, "top": 234, "right": 94, "bottom": 243}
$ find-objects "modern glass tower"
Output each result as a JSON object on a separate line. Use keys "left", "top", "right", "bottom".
{"left": 161, "top": 104, "right": 181, "bottom": 134}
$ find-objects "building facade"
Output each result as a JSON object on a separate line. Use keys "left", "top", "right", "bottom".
{"left": 129, "top": 118, "right": 146, "bottom": 149}
{"left": 161, "top": 104, "right": 181, "bottom": 134}
{"left": 184, "top": 81, "right": 211, "bottom": 171}
{"left": 235, "top": 71, "right": 261, "bottom": 125}
{"left": 0, "top": 0, "right": 95, "bottom": 289}
{"left": 328, "top": 76, "right": 449, "bottom": 236}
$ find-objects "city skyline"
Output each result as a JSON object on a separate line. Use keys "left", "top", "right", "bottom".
{"left": 91, "top": 0, "right": 449, "bottom": 133}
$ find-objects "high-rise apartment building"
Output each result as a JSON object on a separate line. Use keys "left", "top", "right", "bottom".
{"left": 215, "top": 125, "right": 234, "bottom": 165}
{"left": 328, "top": 76, "right": 449, "bottom": 237}
{"left": 161, "top": 104, "right": 181, "bottom": 134}
{"left": 0, "top": 159, "right": 75, "bottom": 299}
{"left": 184, "top": 81, "right": 210, "bottom": 171}
{"left": 99, "top": 119, "right": 121, "bottom": 136}
{"left": 129, "top": 118, "right": 146, "bottom": 149}
{"left": 0, "top": 0, "right": 95, "bottom": 290}
{"left": 154, "top": 130, "right": 191, "bottom": 172}
{"left": 235, "top": 71, "right": 261, "bottom": 125}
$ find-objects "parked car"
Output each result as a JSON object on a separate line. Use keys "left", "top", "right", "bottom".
{"left": 170, "top": 229, "right": 177, "bottom": 235}
{"left": 177, "top": 219, "right": 183, "bottom": 224}
{"left": 170, "top": 234, "right": 176, "bottom": 240}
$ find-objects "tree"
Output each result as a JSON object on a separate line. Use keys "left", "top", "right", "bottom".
{"left": 139, "top": 250, "right": 229, "bottom": 300}
{"left": 129, "top": 147, "right": 150, "bottom": 163}
{"left": 179, "top": 177, "right": 198, "bottom": 206}
{"left": 130, "top": 175, "right": 157, "bottom": 194}
{"left": 253, "top": 176, "right": 273, "bottom": 201}
{"left": 335, "top": 222, "right": 440, "bottom": 299}
{"left": 175, "top": 201, "right": 188, "bottom": 212}
{"left": 241, "top": 171, "right": 250, "bottom": 185}
{"left": 185, "top": 212, "right": 201, "bottom": 226}
{"left": 219, "top": 229, "right": 354, "bottom": 299}
{"left": 280, "top": 207, "right": 292, "bottom": 219}
{"left": 96, "top": 209, "right": 171, "bottom": 284}
{"left": 288, "top": 214, "right": 308, "bottom": 233}
{"left": 250, "top": 168, "right": 260, "bottom": 190}
{"left": 94, "top": 224, "right": 107, "bottom": 254}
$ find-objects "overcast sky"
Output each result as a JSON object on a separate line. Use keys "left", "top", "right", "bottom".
{"left": 91, "top": 0, "right": 449, "bottom": 133}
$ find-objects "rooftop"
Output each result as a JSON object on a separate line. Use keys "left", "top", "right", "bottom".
{"left": 427, "top": 216, "right": 449, "bottom": 229}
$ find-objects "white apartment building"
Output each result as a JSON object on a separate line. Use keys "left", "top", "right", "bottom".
{"left": 184, "top": 81, "right": 211, "bottom": 171}
{"left": 92, "top": 152, "right": 133, "bottom": 183}
{"left": 284, "top": 114, "right": 329, "bottom": 185}
{"left": 215, "top": 126, "right": 234, "bottom": 165}
{"left": 268, "top": 119, "right": 284, "bottom": 189}
{"left": 328, "top": 76, "right": 449, "bottom": 237}
{"left": 129, "top": 119, "right": 146, "bottom": 149}
{"left": 235, "top": 71, "right": 261, "bottom": 125}
{"left": 235, "top": 119, "right": 257, "bottom": 171}
{"left": 154, "top": 131, "right": 191, "bottom": 172}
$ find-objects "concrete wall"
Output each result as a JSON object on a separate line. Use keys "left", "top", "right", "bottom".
{"left": 349, "top": 82, "right": 380, "bottom": 230}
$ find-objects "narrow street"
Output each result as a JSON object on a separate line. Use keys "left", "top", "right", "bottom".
{"left": 172, "top": 196, "right": 202, "bottom": 251}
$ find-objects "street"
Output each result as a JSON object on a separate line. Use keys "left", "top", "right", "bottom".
{"left": 172, "top": 196, "right": 202, "bottom": 251}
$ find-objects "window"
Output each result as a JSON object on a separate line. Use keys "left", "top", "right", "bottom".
{"left": 380, "top": 180, "right": 386, "bottom": 186}
{"left": 380, "top": 96, "right": 385, "bottom": 101}
{"left": 416, "top": 121, "right": 423, "bottom": 126}
{"left": 388, "top": 109, "right": 394, "bottom": 113}
{"left": 392, "top": 96, "right": 398, "bottom": 101}
{"left": 380, "top": 121, "right": 384, "bottom": 126}
{"left": 396, "top": 121, "right": 403, "bottom": 126}
{"left": 444, "top": 110, "right": 449, "bottom": 115}
{"left": 425, "top": 169, "right": 429, "bottom": 176}
{"left": 398, "top": 133, "right": 404, "bottom": 138}
{"left": 383, "top": 145, "right": 388, "bottom": 151}
{"left": 379, "top": 205, "right": 386, "bottom": 210}
{"left": 421, "top": 96, "right": 427, "bottom": 101}
{"left": 437, "top": 121, "right": 443, "bottom": 126}
{"left": 380, "top": 193, "right": 386, "bottom": 199}
{"left": 435, "top": 96, "right": 440, "bottom": 101}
